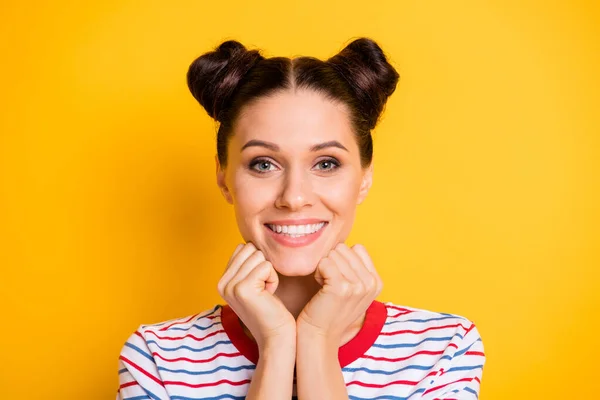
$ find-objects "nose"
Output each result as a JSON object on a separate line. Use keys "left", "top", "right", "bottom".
{"left": 274, "top": 167, "right": 314, "bottom": 211}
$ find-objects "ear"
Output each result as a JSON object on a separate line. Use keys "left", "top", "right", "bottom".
{"left": 357, "top": 162, "right": 373, "bottom": 205}
{"left": 215, "top": 155, "right": 233, "bottom": 204}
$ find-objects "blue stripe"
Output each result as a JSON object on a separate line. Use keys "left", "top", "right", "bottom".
{"left": 124, "top": 343, "right": 154, "bottom": 362}
{"left": 372, "top": 336, "right": 452, "bottom": 349}
{"left": 158, "top": 364, "right": 255, "bottom": 375}
{"left": 343, "top": 364, "right": 434, "bottom": 375}
{"left": 454, "top": 340, "right": 478, "bottom": 357}
{"left": 385, "top": 316, "right": 461, "bottom": 326}
{"left": 118, "top": 368, "right": 127, "bottom": 374}
{"left": 349, "top": 388, "right": 426, "bottom": 400}
{"left": 465, "top": 386, "right": 479, "bottom": 398}
{"left": 440, "top": 312, "right": 462, "bottom": 317}
{"left": 446, "top": 364, "right": 484, "bottom": 373}
{"left": 124, "top": 387, "right": 160, "bottom": 400}
{"left": 170, "top": 320, "right": 222, "bottom": 332}
{"left": 141, "top": 305, "right": 221, "bottom": 330}
{"left": 146, "top": 339, "right": 233, "bottom": 353}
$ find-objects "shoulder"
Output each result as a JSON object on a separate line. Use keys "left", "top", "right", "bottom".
{"left": 138, "top": 304, "right": 223, "bottom": 336}
{"left": 379, "top": 301, "right": 485, "bottom": 355}
{"left": 376, "top": 302, "right": 486, "bottom": 397}
{"left": 381, "top": 301, "right": 477, "bottom": 324}
{"left": 116, "top": 305, "right": 225, "bottom": 396}
{"left": 118, "top": 304, "right": 224, "bottom": 362}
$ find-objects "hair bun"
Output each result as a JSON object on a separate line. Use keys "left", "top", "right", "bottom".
{"left": 327, "top": 38, "right": 399, "bottom": 129}
{"left": 187, "top": 40, "right": 264, "bottom": 121}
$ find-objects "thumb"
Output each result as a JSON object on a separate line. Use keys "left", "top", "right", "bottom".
{"left": 314, "top": 257, "right": 337, "bottom": 286}
{"left": 248, "top": 261, "right": 279, "bottom": 294}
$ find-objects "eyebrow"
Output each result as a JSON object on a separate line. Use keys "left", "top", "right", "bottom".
{"left": 241, "top": 139, "right": 348, "bottom": 152}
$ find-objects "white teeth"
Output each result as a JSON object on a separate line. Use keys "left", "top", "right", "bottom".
{"left": 267, "top": 222, "right": 326, "bottom": 236}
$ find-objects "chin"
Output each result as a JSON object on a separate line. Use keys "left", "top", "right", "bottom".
{"left": 269, "top": 253, "right": 320, "bottom": 277}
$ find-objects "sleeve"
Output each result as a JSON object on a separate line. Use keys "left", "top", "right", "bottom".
{"left": 116, "top": 328, "right": 170, "bottom": 400}
{"left": 422, "top": 322, "right": 486, "bottom": 400}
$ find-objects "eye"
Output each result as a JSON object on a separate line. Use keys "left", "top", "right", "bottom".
{"left": 249, "top": 158, "right": 278, "bottom": 173}
{"left": 313, "top": 158, "right": 340, "bottom": 172}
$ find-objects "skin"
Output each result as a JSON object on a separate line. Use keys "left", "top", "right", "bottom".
{"left": 216, "top": 88, "right": 383, "bottom": 399}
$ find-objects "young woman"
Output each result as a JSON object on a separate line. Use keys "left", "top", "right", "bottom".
{"left": 117, "top": 38, "right": 485, "bottom": 400}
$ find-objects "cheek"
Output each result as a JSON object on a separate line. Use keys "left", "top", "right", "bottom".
{"left": 315, "top": 174, "right": 361, "bottom": 214}
{"left": 231, "top": 173, "right": 275, "bottom": 223}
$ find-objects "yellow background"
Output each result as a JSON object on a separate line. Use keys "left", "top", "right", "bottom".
{"left": 1, "top": 1, "right": 598, "bottom": 398}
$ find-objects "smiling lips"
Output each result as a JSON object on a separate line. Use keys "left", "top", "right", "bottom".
{"left": 264, "top": 219, "right": 328, "bottom": 247}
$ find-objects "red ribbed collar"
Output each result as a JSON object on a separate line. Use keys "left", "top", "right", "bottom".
{"left": 221, "top": 300, "right": 387, "bottom": 368}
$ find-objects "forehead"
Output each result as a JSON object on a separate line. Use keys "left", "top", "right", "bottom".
{"left": 233, "top": 89, "right": 355, "bottom": 149}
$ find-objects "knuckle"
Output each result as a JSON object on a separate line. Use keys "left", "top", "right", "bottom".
{"left": 338, "top": 282, "right": 352, "bottom": 297}
{"left": 366, "top": 277, "right": 377, "bottom": 291}
{"left": 232, "top": 283, "right": 247, "bottom": 299}
{"left": 353, "top": 243, "right": 365, "bottom": 251}
{"left": 352, "top": 285, "right": 364, "bottom": 296}
{"left": 223, "top": 284, "right": 234, "bottom": 300}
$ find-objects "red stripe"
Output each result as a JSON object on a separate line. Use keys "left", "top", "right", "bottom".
{"left": 464, "top": 323, "right": 475, "bottom": 335}
{"left": 424, "top": 377, "right": 473, "bottom": 394}
{"left": 466, "top": 351, "right": 485, "bottom": 357}
{"left": 146, "top": 329, "right": 224, "bottom": 342}
{"left": 158, "top": 313, "right": 201, "bottom": 331}
{"left": 347, "top": 379, "right": 419, "bottom": 388}
{"left": 119, "top": 381, "right": 139, "bottom": 389}
{"left": 152, "top": 351, "right": 243, "bottom": 364}
{"left": 382, "top": 323, "right": 470, "bottom": 336}
{"left": 362, "top": 345, "right": 458, "bottom": 363}
{"left": 386, "top": 305, "right": 412, "bottom": 312}
{"left": 164, "top": 379, "right": 251, "bottom": 388}
{"left": 390, "top": 310, "right": 414, "bottom": 318}
{"left": 119, "top": 355, "right": 165, "bottom": 387}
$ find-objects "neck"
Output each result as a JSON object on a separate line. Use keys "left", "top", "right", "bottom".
{"left": 274, "top": 271, "right": 322, "bottom": 319}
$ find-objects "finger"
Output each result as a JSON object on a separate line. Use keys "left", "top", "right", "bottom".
{"left": 351, "top": 244, "right": 375, "bottom": 273}
{"left": 227, "top": 243, "right": 245, "bottom": 265}
{"left": 229, "top": 250, "right": 266, "bottom": 285}
{"left": 352, "top": 244, "right": 383, "bottom": 293}
{"left": 219, "top": 243, "right": 256, "bottom": 289}
{"left": 223, "top": 243, "right": 256, "bottom": 275}
{"left": 335, "top": 243, "right": 373, "bottom": 284}
{"left": 328, "top": 248, "right": 361, "bottom": 283}
{"left": 316, "top": 253, "right": 355, "bottom": 299}
{"left": 242, "top": 260, "right": 279, "bottom": 294}
{"left": 314, "top": 256, "right": 343, "bottom": 287}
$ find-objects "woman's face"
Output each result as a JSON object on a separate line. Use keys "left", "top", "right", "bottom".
{"left": 217, "top": 89, "right": 373, "bottom": 276}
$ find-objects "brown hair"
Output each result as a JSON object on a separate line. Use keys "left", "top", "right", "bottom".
{"left": 186, "top": 38, "right": 399, "bottom": 168}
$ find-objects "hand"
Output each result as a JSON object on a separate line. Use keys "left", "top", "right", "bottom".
{"left": 297, "top": 243, "right": 383, "bottom": 345}
{"left": 217, "top": 243, "right": 296, "bottom": 350}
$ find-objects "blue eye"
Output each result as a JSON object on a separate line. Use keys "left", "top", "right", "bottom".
{"left": 249, "top": 159, "right": 277, "bottom": 173}
{"left": 314, "top": 158, "right": 340, "bottom": 172}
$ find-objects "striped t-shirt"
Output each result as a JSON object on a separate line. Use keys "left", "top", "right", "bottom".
{"left": 116, "top": 300, "right": 485, "bottom": 399}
